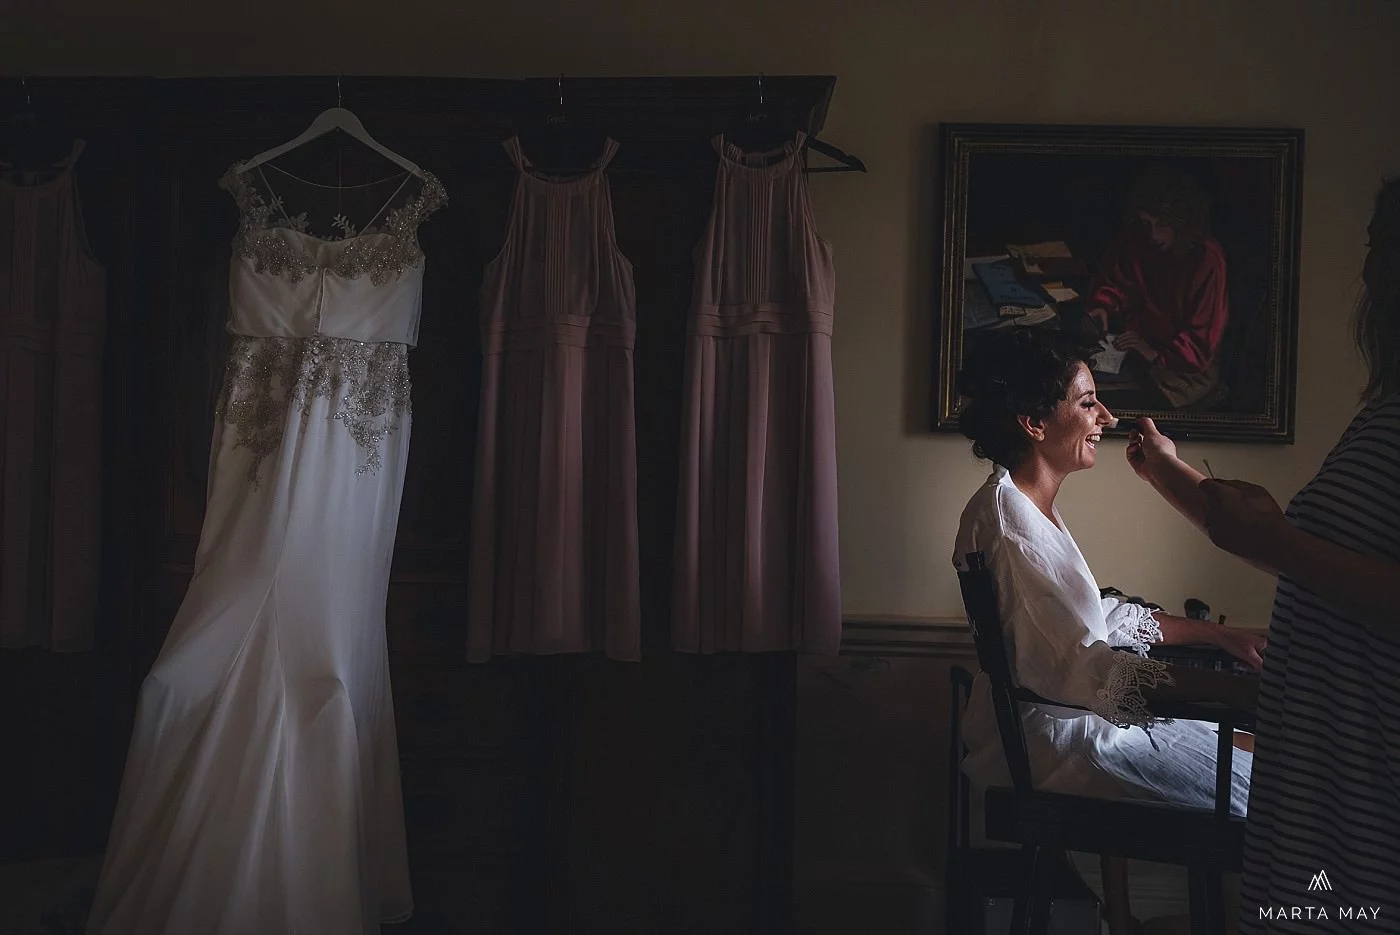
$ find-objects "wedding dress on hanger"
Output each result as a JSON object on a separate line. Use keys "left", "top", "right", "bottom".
{"left": 86, "top": 121, "right": 446, "bottom": 935}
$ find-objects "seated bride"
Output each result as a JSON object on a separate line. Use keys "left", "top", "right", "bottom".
{"left": 951, "top": 328, "right": 1263, "bottom": 813}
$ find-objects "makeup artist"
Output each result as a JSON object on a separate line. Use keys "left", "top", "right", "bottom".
{"left": 1125, "top": 177, "right": 1400, "bottom": 932}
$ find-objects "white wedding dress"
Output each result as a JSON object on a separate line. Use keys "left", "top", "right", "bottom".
{"left": 86, "top": 161, "right": 446, "bottom": 935}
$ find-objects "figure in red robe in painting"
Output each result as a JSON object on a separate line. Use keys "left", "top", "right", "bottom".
{"left": 1086, "top": 166, "right": 1229, "bottom": 408}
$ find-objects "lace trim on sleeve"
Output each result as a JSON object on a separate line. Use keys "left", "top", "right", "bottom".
{"left": 1109, "top": 603, "right": 1163, "bottom": 655}
{"left": 1092, "top": 652, "right": 1174, "bottom": 730}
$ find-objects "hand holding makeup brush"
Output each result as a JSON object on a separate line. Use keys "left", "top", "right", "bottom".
{"left": 1125, "top": 416, "right": 1177, "bottom": 481}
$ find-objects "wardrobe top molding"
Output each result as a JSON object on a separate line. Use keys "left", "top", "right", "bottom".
{"left": 3, "top": 74, "right": 866, "bottom": 175}
{"left": 1, "top": 74, "right": 838, "bottom": 131}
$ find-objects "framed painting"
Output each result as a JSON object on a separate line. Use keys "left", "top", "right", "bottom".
{"left": 932, "top": 123, "right": 1304, "bottom": 442}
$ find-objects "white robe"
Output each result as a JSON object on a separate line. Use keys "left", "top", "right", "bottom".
{"left": 953, "top": 466, "right": 1251, "bottom": 814}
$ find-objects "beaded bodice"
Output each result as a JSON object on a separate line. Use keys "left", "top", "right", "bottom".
{"left": 219, "top": 164, "right": 447, "bottom": 289}
{"left": 213, "top": 162, "right": 447, "bottom": 481}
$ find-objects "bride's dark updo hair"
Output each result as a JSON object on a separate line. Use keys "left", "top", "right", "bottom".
{"left": 956, "top": 329, "right": 1099, "bottom": 470}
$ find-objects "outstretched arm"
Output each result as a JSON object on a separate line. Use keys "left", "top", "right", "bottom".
{"left": 1125, "top": 418, "right": 1278, "bottom": 574}
{"left": 1201, "top": 479, "right": 1399, "bottom": 629}
{"left": 999, "top": 533, "right": 1258, "bottom": 725}
{"left": 1156, "top": 613, "right": 1265, "bottom": 671}
{"left": 1125, "top": 422, "right": 1210, "bottom": 532}
{"left": 1104, "top": 598, "right": 1265, "bottom": 670}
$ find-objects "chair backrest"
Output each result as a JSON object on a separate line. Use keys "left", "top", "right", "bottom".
{"left": 956, "top": 550, "right": 1036, "bottom": 796}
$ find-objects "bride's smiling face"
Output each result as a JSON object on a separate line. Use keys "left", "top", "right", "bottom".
{"left": 1027, "top": 363, "right": 1116, "bottom": 473}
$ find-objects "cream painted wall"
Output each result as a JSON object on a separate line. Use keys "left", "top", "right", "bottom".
{"left": 11, "top": 0, "right": 1400, "bottom": 624}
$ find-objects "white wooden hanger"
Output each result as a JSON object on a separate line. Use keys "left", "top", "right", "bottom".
{"left": 235, "top": 84, "right": 423, "bottom": 178}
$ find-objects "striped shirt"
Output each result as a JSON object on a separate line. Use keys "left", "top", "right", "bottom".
{"left": 1239, "top": 393, "right": 1400, "bottom": 933}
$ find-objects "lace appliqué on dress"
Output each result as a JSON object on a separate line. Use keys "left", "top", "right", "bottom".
{"left": 216, "top": 335, "right": 411, "bottom": 483}
{"left": 1106, "top": 601, "right": 1164, "bottom": 656}
{"left": 1092, "top": 652, "right": 1173, "bottom": 731}
{"left": 218, "top": 166, "right": 448, "bottom": 286}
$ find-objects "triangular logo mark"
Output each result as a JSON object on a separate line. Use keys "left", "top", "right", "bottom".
{"left": 1307, "top": 870, "right": 1333, "bottom": 892}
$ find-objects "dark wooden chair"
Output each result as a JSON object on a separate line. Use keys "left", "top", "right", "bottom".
{"left": 946, "top": 665, "right": 1106, "bottom": 935}
{"left": 951, "top": 550, "right": 1253, "bottom": 935}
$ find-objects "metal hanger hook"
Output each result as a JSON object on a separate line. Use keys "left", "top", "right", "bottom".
{"left": 336, "top": 74, "right": 343, "bottom": 108}
{"left": 557, "top": 74, "right": 564, "bottom": 109}
{"left": 22, "top": 76, "right": 31, "bottom": 108}
{"left": 758, "top": 73, "right": 765, "bottom": 107}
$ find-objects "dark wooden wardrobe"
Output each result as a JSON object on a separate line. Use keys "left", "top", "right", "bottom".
{"left": 0, "top": 75, "right": 848, "bottom": 934}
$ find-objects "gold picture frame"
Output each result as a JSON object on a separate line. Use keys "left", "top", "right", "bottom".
{"left": 933, "top": 123, "right": 1304, "bottom": 442}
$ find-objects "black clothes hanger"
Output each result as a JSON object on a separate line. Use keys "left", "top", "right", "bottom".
{"left": 722, "top": 74, "right": 867, "bottom": 175}
{"left": 723, "top": 74, "right": 800, "bottom": 154}
{"left": 804, "top": 136, "right": 867, "bottom": 175}
{"left": 513, "top": 75, "right": 613, "bottom": 178}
